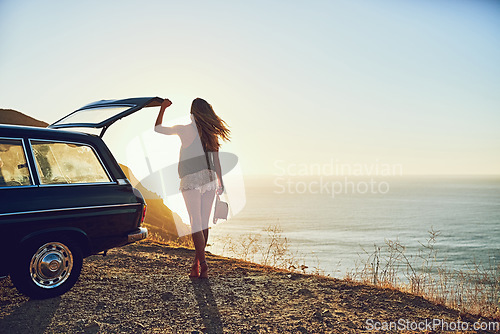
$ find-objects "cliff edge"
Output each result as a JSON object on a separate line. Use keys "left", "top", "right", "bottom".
{"left": 1, "top": 241, "right": 497, "bottom": 334}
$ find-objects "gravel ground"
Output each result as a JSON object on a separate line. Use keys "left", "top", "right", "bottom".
{"left": 0, "top": 241, "right": 498, "bottom": 334}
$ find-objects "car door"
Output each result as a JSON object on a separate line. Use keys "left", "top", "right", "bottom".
{"left": 48, "top": 97, "right": 164, "bottom": 137}
{"left": 0, "top": 136, "right": 36, "bottom": 275}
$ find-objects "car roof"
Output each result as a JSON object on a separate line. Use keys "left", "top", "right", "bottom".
{"left": 0, "top": 124, "right": 102, "bottom": 144}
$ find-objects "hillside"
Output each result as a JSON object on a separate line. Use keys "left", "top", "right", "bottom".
{"left": 119, "top": 163, "right": 191, "bottom": 240}
{"left": 0, "top": 109, "right": 48, "bottom": 127}
{"left": 1, "top": 241, "right": 498, "bottom": 333}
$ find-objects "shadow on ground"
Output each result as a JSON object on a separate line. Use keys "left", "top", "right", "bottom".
{"left": 0, "top": 295, "right": 61, "bottom": 334}
{"left": 191, "top": 278, "right": 223, "bottom": 334}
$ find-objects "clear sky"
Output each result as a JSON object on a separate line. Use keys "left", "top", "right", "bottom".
{"left": 1, "top": 0, "right": 499, "bottom": 175}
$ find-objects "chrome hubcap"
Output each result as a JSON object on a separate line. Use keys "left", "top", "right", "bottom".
{"left": 30, "top": 242, "right": 73, "bottom": 289}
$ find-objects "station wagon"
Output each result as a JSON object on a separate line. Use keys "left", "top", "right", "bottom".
{"left": 0, "top": 97, "right": 163, "bottom": 298}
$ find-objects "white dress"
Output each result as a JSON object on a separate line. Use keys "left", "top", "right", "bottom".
{"left": 179, "top": 169, "right": 218, "bottom": 193}
{"left": 177, "top": 121, "right": 218, "bottom": 193}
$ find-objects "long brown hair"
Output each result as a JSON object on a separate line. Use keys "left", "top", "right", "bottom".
{"left": 191, "top": 98, "right": 230, "bottom": 152}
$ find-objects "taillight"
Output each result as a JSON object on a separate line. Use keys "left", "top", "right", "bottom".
{"left": 141, "top": 204, "right": 147, "bottom": 224}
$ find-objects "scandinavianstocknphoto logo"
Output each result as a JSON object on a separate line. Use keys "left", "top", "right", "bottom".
{"left": 273, "top": 159, "right": 403, "bottom": 198}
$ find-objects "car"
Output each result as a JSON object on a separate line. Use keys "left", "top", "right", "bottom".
{"left": 0, "top": 97, "right": 164, "bottom": 298}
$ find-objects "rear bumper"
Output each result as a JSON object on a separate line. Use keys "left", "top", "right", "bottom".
{"left": 127, "top": 227, "right": 148, "bottom": 243}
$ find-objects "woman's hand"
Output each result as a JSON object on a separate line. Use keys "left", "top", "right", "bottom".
{"left": 161, "top": 98, "right": 172, "bottom": 109}
{"left": 156, "top": 99, "right": 172, "bottom": 127}
{"left": 217, "top": 183, "right": 224, "bottom": 195}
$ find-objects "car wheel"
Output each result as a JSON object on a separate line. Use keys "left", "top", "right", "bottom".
{"left": 11, "top": 237, "right": 83, "bottom": 299}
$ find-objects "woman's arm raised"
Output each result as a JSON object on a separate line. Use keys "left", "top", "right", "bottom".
{"left": 154, "top": 99, "right": 180, "bottom": 135}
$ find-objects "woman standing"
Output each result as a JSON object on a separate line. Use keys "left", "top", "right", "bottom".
{"left": 154, "top": 98, "right": 230, "bottom": 278}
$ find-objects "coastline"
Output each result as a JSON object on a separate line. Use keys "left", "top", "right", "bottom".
{"left": 210, "top": 174, "right": 500, "bottom": 277}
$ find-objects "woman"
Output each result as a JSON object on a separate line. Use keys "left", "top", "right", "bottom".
{"left": 154, "top": 98, "right": 230, "bottom": 278}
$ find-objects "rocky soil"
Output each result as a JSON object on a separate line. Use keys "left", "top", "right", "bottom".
{"left": 0, "top": 241, "right": 498, "bottom": 333}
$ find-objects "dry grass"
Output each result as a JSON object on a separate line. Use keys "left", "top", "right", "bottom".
{"left": 212, "top": 223, "right": 317, "bottom": 275}
{"left": 345, "top": 228, "right": 500, "bottom": 320}
{"left": 148, "top": 224, "right": 499, "bottom": 320}
{"left": 147, "top": 231, "right": 194, "bottom": 249}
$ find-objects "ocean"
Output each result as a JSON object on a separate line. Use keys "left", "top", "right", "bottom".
{"left": 208, "top": 175, "right": 500, "bottom": 279}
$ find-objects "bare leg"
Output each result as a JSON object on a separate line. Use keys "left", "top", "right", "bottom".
{"left": 199, "top": 189, "right": 216, "bottom": 278}
{"left": 182, "top": 189, "right": 205, "bottom": 278}
{"left": 203, "top": 229, "right": 209, "bottom": 247}
{"left": 201, "top": 189, "right": 216, "bottom": 243}
{"left": 191, "top": 231, "right": 206, "bottom": 278}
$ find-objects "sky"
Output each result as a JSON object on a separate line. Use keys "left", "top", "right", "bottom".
{"left": 1, "top": 0, "right": 499, "bottom": 176}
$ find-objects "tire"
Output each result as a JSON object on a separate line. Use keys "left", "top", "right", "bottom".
{"left": 10, "top": 237, "right": 83, "bottom": 299}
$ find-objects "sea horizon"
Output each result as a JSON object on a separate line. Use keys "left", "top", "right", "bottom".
{"left": 209, "top": 174, "right": 500, "bottom": 279}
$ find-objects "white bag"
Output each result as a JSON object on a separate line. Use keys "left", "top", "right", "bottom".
{"left": 213, "top": 194, "right": 228, "bottom": 224}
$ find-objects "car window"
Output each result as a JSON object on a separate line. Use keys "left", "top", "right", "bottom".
{"left": 0, "top": 139, "right": 32, "bottom": 187}
{"left": 31, "top": 141, "right": 111, "bottom": 185}
{"left": 53, "top": 106, "right": 130, "bottom": 127}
